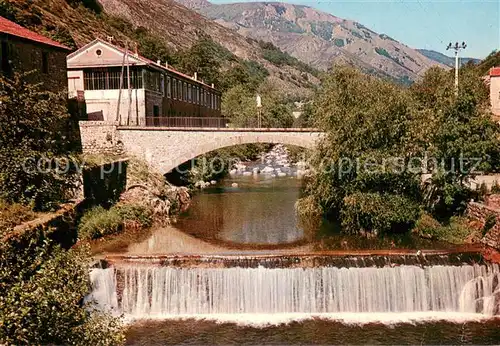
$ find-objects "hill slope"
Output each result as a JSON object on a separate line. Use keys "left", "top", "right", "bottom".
{"left": 0, "top": 0, "right": 318, "bottom": 96}
{"left": 177, "top": 1, "right": 447, "bottom": 83}
{"left": 417, "top": 49, "right": 480, "bottom": 67}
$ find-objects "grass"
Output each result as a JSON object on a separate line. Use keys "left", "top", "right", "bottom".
{"left": 77, "top": 203, "right": 153, "bottom": 241}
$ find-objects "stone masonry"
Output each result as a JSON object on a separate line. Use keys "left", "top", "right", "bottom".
{"left": 79, "top": 121, "right": 323, "bottom": 173}
{"left": 466, "top": 201, "right": 500, "bottom": 250}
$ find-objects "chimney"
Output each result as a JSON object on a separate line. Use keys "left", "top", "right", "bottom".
{"left": 134, "top": 43, "right": 139, "bottom": 57}
{"left": 194, "top": 72, "right": 198, "bottom": 81}
{"left": 165, "top": 62, "right": 169, "bottom": 69}
{"left": 211, "top": 83, "right": 214, "bottom": 88}
{"left": 157, "top": 60, "right": 161, "bottom": 65}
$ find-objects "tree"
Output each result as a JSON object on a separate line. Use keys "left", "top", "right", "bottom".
{"left": 413, "top": 67, "right": 500, "bottom": 217}
{"left": 298, "top": 66, "right": 423, "bottom": 234}
{"left": 0, "top": 72, "right": 78, "bottom": 210}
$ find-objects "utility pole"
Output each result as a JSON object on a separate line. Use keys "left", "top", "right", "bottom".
{"left": 446, "top": 41, "right": 467, "bottom": 95}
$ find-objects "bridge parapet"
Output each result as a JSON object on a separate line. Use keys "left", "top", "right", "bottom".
{"left": 79, "top": 121, "right": 324, "bottom": 174}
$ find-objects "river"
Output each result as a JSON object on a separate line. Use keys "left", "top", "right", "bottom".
{"left": 89, "top": 145, "right": 500, "bottom": 345}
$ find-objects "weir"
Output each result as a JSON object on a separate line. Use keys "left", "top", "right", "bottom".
{"left": 89, "top": 256, "right": 500, "bottom": 319}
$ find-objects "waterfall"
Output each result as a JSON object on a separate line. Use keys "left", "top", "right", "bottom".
{"left": 89, "top": 263, "right": 499, "bottom": 319}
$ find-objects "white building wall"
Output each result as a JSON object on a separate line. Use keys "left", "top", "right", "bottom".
{"left": 84, "top": 89, "right": 147, "bottom": 125}
{"left": 67, "top": 70, "right": 84, "bottom": 99}
{"left": 490, "top": 76, "right": 500, "bottom": 117}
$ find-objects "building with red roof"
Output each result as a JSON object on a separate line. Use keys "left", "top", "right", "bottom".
{"left": 489, "top": 67, "right": 500, "bottom": 116}
{"left": 67, "top": 39, "right": 222, "bottom": 126}
{"left": 0, "top": 16, "right": 70, "bottom": 91}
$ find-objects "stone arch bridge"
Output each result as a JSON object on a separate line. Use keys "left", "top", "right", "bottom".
{"left": 80, "top": 122, "right": 324, "bottom": 174}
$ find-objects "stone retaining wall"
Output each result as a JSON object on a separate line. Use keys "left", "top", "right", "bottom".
{"left": 467, "top": 202, "right": 500, "bottom": 249}
{"left": 79, "top": 121, "right": 123, "bottom": 155}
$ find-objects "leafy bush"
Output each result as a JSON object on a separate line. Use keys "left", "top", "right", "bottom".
{"left": 0, "top": 199, "right": 38, "bottom": 238}
{"left": 413, "top": 213, "right": 443, "bottom": 239}
{"left": 0, "top": 241, "right": 124, "bottom": 344}
{"left": 414, "top": 214, "right": 474, "bottom": 244}
{"left": 375, "top": 47, "right": 391, "bottom": 59}
{"left": 341, "top": 192, "right": 421, "bottom": 234}
{"left": 114, "top": 203, "right": 153, "bottom": 229}
{"left": 0, "top": 72, "right": 78, "bottom": 211}
{"left": 492, "top": 181, "right": 500, "bottom": 194}
{"left": 78, "top": 203, "right": 153, "bottom": 240}
{"left": 78, "top": 206, "right": 123, "bottom": 240}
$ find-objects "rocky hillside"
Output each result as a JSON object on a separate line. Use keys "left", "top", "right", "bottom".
{"left": 177, "top": 1, "right": 447, "bottom": 84}
{"left": 0, "top": 0, "right": 318, "bottom": 97}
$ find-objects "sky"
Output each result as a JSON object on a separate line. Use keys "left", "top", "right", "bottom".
{"left": 209, "top": 0, "right": 500, "bottom": 59}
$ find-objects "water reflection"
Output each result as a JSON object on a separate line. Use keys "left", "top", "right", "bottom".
{"left": 175, "top": 175, "right": 306, "bottom": 246}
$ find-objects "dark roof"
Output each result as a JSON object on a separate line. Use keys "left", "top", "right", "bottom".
{"left": 0, "top": 16, "right": 70, "bottom": 50}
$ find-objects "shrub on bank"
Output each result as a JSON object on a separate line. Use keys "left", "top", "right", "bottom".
{"left": 341, "top": 192, "right": 421, "bottom": 235}
{"left": 78, "top": 203, "right": 153, "bottom": 240}
{"left": 0, "top": 241, "right": 124, "bottom": 345}
{"left": 413, "top": 213, "right": 475, "bottom": 244}
{"left": 0, "top": 199, "right": 38, "bottom": 238}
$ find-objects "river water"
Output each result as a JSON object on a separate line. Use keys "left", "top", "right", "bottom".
{"left": 89, "top": 146, "right": 500, "bottom": 344}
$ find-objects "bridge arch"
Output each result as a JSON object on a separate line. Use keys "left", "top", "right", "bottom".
{"left": 117, "top": 128, "right": 323, "bottom": 174}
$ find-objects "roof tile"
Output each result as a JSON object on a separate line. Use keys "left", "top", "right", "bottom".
{"left": 490, "top": 67, "right": 500, "bottom": 77}
{"left": 0, "top": 16, "right": 70, "bottom": 50}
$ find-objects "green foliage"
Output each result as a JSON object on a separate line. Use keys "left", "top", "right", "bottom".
{"left": 0, "top": 241, "right": 124, "bottom": 345}
{"left": 310, "top": 21, "right": 334, "bottom": 41}
{"left": 66, "top": 0, "right": 103, "bottom": 13}
{"left": 333, "top": 38, "right": 345, "bottom": 47}
{"left": 223, "top": 80, "right": 294, "bottom": 128}
{"left": 492, "top": 181, "right": 500, "bottom": 194}
{"left": 299, "top": 65, "right": 500, "bottom": 236}
{"left": 0, "top": 72, "right": 78, "bottom": 211}
{"left": 0, "top": 199, "right": 38, "bottom": 238}
{"left": 78, "top": 203, "right": 153, "bottom": 240}
{"left": 258, "top": 40, "right": 319, "bottom": 77}
{"left": 375, "top": 47, "right": 391, "bottom": 59}
{"left": 341, "top": 192, "right": 421, "bottom": 234}
{"left": 483, "top": 213, "right": 497, "bottom": 236}
{"left": 414, "top": 67, "right": 500, "bottom": 216}
{"left": 414, "top": 214, "right": 474, "bottom": 244}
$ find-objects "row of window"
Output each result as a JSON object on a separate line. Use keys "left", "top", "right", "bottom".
{"left": 84, "top": 68, "right": 143, "bottom": 90}
{"left": 84, "top": 67, "right": 220, "bottom": 110}
{"left": 145, "top": 70, "right": 220, "bottom": 110}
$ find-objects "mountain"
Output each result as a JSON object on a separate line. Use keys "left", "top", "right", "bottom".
{"left": 417, "top": 49, "right": 481, "bottom": 68}
{"left": 0, "top": 0, "right": 318, "bottom": 96}
{"left": 177, "top": 1, "right": 447, "bottom": 83}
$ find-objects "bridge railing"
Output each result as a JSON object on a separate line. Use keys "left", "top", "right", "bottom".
{"left": 145, "top": 117, "right": 229, "bottom": 128}
{"left": 144, "top": 117, "right": 311, "bottom": 128}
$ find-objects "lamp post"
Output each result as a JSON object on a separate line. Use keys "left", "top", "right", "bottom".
{"left": 446, "top": 41, "right": 467, "bottom": 95}
{"left": 256, "top": 94, "right": 262, "bottom": 128}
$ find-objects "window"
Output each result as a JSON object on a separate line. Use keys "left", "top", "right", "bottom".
{"left": 172, "top": 78, "right": 177, "bottom": 99}
{"left": 188, "top": 84, "right": 192, "bottom": 103}
{"left": 160, "top": 74, "right": 165, "bottom": 96}
{"left": 42, "top": 52, "right": 49, "bottom": 74}
{"left": 178, "top": 80, "right": 182, "bottom": 100}
{"left": 83, "top": 67, "right": 143, "bottom": 90}
{"left": 167, "top": 76, "right": 171, "bottom": 98}
{"left": 183, "top": 82, "right": 187, "bottom": 101}
{"left": 145, "top": 71, "right": 161, "bottom": 92}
